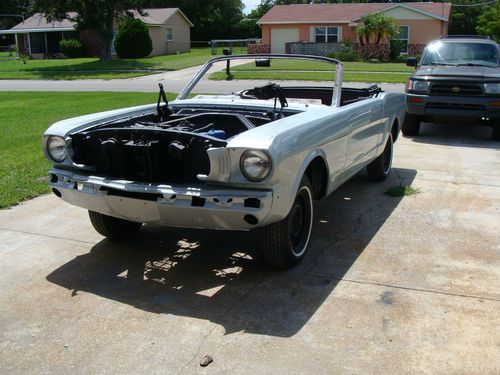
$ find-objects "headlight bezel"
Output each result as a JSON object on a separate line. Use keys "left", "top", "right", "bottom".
{"left": 406, "top": 79, "right": 430, "bottom": 94}
{"left": 46, "top": 135, "right": 67, "bottom": 163}
{"left": 239, "top": 149, "right": 272, "bottom": 182}
{"left": 484, "top": 82, "right": 500, "bottom": 95}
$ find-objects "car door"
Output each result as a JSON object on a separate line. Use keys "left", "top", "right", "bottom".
{"left": 345, "top": 99, "right": 384, "bottom": 170}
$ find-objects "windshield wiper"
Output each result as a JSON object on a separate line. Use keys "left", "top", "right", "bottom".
{"left": 455, "top": 63, "right": 494, "bottom": 67}
{"left": 430, "top": 62, "right": 458, "bottom": 66}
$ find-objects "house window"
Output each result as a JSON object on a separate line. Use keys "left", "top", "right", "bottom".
{"left": 314, "top": 27, "right": 339, "bottom": 43}
{"left": 166, "top": 28, "right": 173, "bottom": 41}
{"left": 395, "top": 26, "right": 409, "bottom": 54}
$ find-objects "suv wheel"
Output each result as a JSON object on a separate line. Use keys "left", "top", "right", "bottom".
{"left": 402, "top": 114, "right": 421, "bottom": 136}
{"left": 492, "top": 121, "right": 500, "bottom": 141}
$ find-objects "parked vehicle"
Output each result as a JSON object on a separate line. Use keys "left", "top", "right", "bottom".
{"left": 42, "top": 54, "right": 405, "bottom": 268}
{"left": 405, "top": 36, "right": 500, "bottom": 140}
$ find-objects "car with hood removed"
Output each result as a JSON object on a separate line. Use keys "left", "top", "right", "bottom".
{"left": 404, "top": 36, "right": 500, "bottom": 140}
{"left": 43, "top": 54, "right": 405, "bottom": 268}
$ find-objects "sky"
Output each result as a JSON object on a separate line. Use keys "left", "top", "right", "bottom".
{"left": 243, "top": 0, "right": 261, "bottom": 13}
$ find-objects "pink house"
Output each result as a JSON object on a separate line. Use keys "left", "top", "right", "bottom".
{"left": 254, "top": 2, "right": 451, "bottom": 57}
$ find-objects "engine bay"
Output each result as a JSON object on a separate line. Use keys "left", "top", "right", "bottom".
{"left": 67, "top": 83, "right": 381, "bottom": 184}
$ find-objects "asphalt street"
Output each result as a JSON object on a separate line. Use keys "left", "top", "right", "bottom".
{"left": 0, "top": 63, "right": 405, "bottom": 94}
{"left": 1, "top": 122, "right": 499, "bottom": 374}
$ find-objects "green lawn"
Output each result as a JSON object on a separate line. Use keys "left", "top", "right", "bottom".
{"left": 231, "top": 60, "right": 414, "bottom": 73}
{"left": 211, "top": 70, "right": 411, "bottom": 83}
{"left": 210, "top": 59, "right": 412, "bottom": 83}
{"left": 0, "top": 47, "right": 218, "bottom": 80}
{"left": 0, "top": 91, "right": 176, "bottom": 208}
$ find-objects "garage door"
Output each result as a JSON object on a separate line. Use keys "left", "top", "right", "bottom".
{"left": 271, "top": 28, "right": 299, "bottom": 54}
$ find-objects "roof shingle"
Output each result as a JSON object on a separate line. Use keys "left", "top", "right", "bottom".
{"left": 258, "top": 2, "right": 452, "bottom": 24}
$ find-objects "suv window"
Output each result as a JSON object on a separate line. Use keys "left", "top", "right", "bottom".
{"left": 421, "top": 41, "right": 500, "bottom": 68}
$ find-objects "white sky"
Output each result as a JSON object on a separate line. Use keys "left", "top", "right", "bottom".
{"left": 243, "top": 0, "right": 262, "bottom": 13}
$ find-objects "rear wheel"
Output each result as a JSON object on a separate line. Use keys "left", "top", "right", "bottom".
{"left": 402, "top": 114, "right": 421, "bottom": 136}
{"left": 367, "top": 134, "right": 393, "bottom": 182}
{"left": 88, "top": 211, "right": 142, "bottom": 239}
{"left": 262, "top": 176, "right": 314, "bottom": 269}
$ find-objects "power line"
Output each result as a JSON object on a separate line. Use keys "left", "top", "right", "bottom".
{"left": 450, "top": 0, "right": 497, "bottom": 7}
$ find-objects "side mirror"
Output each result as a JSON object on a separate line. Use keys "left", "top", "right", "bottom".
{"left": 406, "top": 57, "right": 417, "bottom": 67}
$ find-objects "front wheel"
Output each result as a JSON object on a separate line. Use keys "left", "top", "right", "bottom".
{"left": 261, "top": 176, "right": 314, "bottom": 269}
{"left": 88, "top": 211, "right": 142, "bottom": 239}
{"left": 367, "top": 134, "right": 393, "bottom": 182}
{"left": 402, "top": 114, "right": 421, "bottom": 136}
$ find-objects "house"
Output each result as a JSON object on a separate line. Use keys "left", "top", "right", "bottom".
{"left": 253, "top": 2, "right": 452, "bottom": 57}
{"left": 0, "top": 8, "right": 193, "bottom": 58}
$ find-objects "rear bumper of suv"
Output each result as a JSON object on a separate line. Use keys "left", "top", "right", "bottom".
{"left": 406, "top": 94, "right": 500, "bottom": 120}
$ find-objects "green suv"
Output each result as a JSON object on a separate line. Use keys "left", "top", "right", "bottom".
{"left": 404, "top": 36, "right": 500, "bottom": 141}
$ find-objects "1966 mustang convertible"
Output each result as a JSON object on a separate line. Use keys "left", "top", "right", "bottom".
{"left": 43, "top": 54, "right": 405, "bottom": 268}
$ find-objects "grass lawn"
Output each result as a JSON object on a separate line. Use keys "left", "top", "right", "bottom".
{"left": 0, "top": 47, "right": 219, "bottom": 80}
{"left": 211, "top": 70, "right": 410, "bottom": 84}
{"left": 231, "top": 60, "right": 414, "bottom": 73}
{"left": 210, "top": 59, "right": 412, "bottom": 83}
{"left": 0, "top": 91, "right": 175, "bottom": 208}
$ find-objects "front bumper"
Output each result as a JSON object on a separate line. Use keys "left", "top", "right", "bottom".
{"left": 406, "top": 94, "right": 500, "bottom": 120}
{"left": 49, "top": 169, "right": 274, "bottom": 230}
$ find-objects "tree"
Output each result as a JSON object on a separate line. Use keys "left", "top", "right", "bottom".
{"left": 145, "top": 0, "right": 245, "bottom": 40}
{"left": 33, "top": 0, "right": 144, "bottom": 60}
{"left": 114, "top": 18, "right": 152, "bottom": 58}
{"left": 356, "top": 13, "right": 399, "bottom": 46}
{"left": 476, "top": 1, "right": 500, "bottom": 42}
{"left": 449, "top": 0, "right": 489, "bottom": 36}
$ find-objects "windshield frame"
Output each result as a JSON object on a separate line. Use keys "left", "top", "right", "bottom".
{"left": 176, "top": 54, "right": 344, "bottom": 107}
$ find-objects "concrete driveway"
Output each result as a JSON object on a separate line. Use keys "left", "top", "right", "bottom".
{"left": 0, "top": 123, "right": 499, "bottom": 374}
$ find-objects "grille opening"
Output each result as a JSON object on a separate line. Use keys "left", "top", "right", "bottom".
{"left": 101, "top": 187, "right": 162, "bottom": 201}
{"left": 52, "top": 188, "right": 62, "bottom": 197}
{"left": 49, "top": 174, "right": 58, "bottom": 183}
{"left": 244, "top": 198, "right": 261, "bottom": 208}
{"left": 191, "top": 196, "right": 206, "bottom": 207}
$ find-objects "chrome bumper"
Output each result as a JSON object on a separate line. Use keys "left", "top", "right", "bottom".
{"left": 49, "top": 169, "right": 274, "bottom": 230}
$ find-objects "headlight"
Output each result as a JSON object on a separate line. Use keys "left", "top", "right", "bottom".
{"left": 484, "top": 83, "right": 500, "bottom": 94}
{"left": 240, "top": 150, "right": 272, "bottom": 182}
{"left": 406, "top": 79, "right": 430, "bottom": 93}
{"left": 47, "top": 136, "right": 67, "bottom": 162}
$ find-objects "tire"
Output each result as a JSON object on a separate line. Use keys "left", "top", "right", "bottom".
{"left": 88, "top": 210, "right": 142, "bottom": 239}
{"left": 261, "top": 176, "right": 314, "bottom": 269}
{"left": 402, "top": 114, "right": 421, "bottom": 136}
{"left": 492, "top": 122, "right": 500, "bottom": 141}
{"left": 367, "top": 134, "right": 393, "bottom": 182}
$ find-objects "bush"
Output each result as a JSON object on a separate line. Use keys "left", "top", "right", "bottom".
{"left": 389, "top": 40, "right": 404, "bottom": 61}
{"left": 59, "top": 39, "right": 84, "bottom": 58}
{"left": 327, "top": 41, "right": 360, "bottom": 62}
{"left": 114, "top": 18, "right": 152, "bottom": 59}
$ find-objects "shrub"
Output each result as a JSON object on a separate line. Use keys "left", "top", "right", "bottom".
{"left": 114, "top": 18, "right": 152, "bottom": 59}
{"left": 59, "top": 39, "right": 84, "bottom": 58}
{"left": 327, "top": 41, "right": 360, "bottom": 62}
{"left": 389, "top": 39, "right": 404, "bottom": 61}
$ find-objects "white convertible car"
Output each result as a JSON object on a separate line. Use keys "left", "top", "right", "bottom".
{"left": 43, "top": 54, "right": 405, "bottom": 268}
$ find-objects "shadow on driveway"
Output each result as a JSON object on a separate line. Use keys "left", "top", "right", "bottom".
{"left": 47, "top": 168, "right": 416, "bottom": 337}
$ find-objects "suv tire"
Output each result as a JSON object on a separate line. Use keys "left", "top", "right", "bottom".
{"left": 402, "top": 114, "right": 421, "bottom": 136}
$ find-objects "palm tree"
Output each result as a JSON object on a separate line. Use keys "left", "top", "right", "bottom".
{"left": 356, "top": 13, "right": 399, "bottom": 46}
